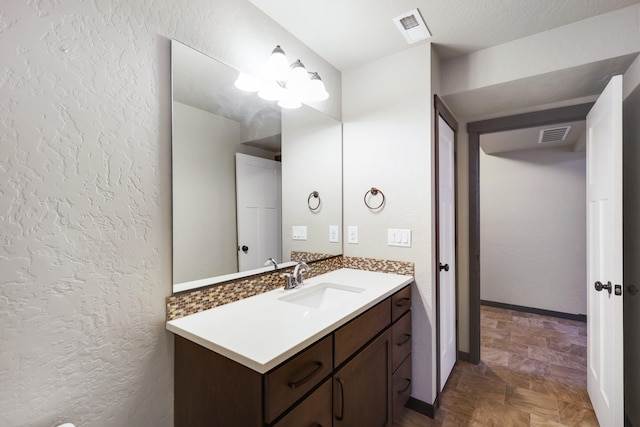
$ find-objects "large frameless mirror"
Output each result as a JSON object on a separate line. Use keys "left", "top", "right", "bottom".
{"left": 171, "top": 40, "right": 342, "bottom": 293}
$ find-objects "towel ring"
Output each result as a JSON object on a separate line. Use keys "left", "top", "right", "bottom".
{"left": 364, "top": 187, "right": 385, "bottom": 210}
{"left": 308, "top": 191, "right": 321, "bottom": 211}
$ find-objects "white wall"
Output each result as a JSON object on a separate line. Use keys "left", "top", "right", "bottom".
{"left": 480, "top": 148, "right": 587, "bottom": 314}
{"left": 281, "top": 108, "right": 342, "bottom": 258}
{"left": 0, "top": 1, "right": 340, "bottom": 425}
{"left": 623, "top": 54, "right": 640, "bottom": 427}
{"left": 172, "top": 102, "right": 274, "bottom": 284}
{"left": 342, "top": 44, "right": 436, "bottom": 404}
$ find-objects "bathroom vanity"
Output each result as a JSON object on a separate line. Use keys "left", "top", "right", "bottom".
{"left": 167, "top": 268, "right": 413, "bottom": 426}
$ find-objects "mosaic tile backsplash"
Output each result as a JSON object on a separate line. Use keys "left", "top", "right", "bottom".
{"left": 166, "top": 255, "right": 414, "bottom": 320}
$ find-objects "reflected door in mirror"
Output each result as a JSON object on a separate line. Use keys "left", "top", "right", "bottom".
{"left": 235, "top": 153, "right": 282, "bottom": 271}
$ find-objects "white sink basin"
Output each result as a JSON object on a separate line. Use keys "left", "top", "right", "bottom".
{"left": 279, "top": 283, "right": 366, "bottom": 310}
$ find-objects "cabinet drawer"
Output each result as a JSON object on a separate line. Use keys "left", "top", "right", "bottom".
{"left": 391, "top": 285, "right": 411, "bottom": 322}
{"left": 264, "top": 335, "right": 333, "bottom": 424}
{"left": 392, "top": 355, "right": 412, "bottom": 424}
{"left": 273, "top": 379, "right": 332, "bottom": 427}
{"left": 334, "top": 298, "right": 391, "bottom": 367}
{"left": 392, "top": 311, "right": 412, "bottom": 372}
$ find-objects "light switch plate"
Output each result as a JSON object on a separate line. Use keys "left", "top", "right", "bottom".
{"left": 292, "top": 225, "right": 307, "bottom": 240}
{"left": 388, "top": 228, "right": 411, "bottom": 247}
{"left": 329, "top": 225, "right": 339, "bottom": 243}
{"left": 347, "top": 226, "right": 358, "bottom": 244}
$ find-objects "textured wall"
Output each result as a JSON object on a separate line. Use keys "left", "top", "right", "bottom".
{"left": 480, "top": 148, "right": 587, "bottom": 315}
{"left": 0, "top": 1, "right": 340, "bottom": 426}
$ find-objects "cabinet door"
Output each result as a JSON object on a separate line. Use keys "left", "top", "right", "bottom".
{"left": 333, "top": 330, "right": 391, "bottom": 427}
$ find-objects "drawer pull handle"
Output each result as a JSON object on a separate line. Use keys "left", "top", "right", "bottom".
{"left": 395, "top": 297, "right": 410, "bottom": 307}
{"left": 288, "top": 361, "right": 324, "bottom": 389}
{"left": 335, "top": 378, "right": 345, "bottom": 421}
{"left": 396, "top": 333, "right": 411, "bottom": 345}
{"left": 397, "top": 378, "right": 411, "bottom": 394}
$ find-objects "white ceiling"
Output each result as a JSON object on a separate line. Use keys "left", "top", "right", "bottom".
{"left": 247, "top": 0, "right": 639, "bottom": 152}
{"left": 247, "top": 0, "right": 640, "bottom": 70}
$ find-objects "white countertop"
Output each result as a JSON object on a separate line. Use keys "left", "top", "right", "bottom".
{"left": 166, "top": 268, "right": 413, "bottom": 374}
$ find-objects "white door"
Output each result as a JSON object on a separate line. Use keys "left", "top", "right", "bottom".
{"left": 235, "top": 153, "right": 282, "bottom": 271}
{"left": 438, "top": 116, "right": 457, "bottom": 391}
{"left": 586, "top": 75, "right": 623, "bottom": 427}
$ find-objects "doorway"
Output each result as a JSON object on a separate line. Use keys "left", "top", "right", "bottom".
{"left": 465, "top": 103, "right": 594, "bottom": 364}
{"left": 434, "top": 96, "right": 459, "bottom": 402}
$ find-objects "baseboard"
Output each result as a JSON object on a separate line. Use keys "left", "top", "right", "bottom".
{"left": 481, "top": 300, "right": 586, "bottom": 322}
{"left": 406, "top": 397, "right": 435, "bottom": 418}
{"left": 458, "top": 351, "right": 470, "bottom": 362}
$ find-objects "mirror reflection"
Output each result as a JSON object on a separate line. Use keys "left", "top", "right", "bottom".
{"left": 171, "top": 40, "right": 342, "bottom": 293}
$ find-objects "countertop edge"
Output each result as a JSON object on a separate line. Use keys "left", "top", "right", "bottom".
{"left": 167, "top": 271, "right": 414, "bottom": 374}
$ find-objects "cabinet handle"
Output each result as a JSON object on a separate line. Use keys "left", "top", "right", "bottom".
{"left": 395, "top": 297, "right": 410, "bottom": 307}
{"left": 335, "top": 378, "right": 345, "bottom": 421}
{"left": 396, "top": 333, "right": 411, "bottom": 346}
{"left": 288, "top": 361, "right": 324, "bottom": 389}
{"left": 397, "top": 378, "right": 411, "bottom": 394}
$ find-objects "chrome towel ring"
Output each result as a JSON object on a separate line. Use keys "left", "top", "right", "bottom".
{"left": 308, "top": 191, "right": 321, "bottom": 211}
{"left": 364, "top": 187, "right": 385, "bottom": 210}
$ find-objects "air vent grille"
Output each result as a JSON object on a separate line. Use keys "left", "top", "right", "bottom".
{"left": 400, "top": 15, "right": 419, "bottom": 30}
{"left": 539, "top": 126, "right": 572, "bottom": 144}
{"left": 393, "top": 9, "right": 431, "bottom": 44}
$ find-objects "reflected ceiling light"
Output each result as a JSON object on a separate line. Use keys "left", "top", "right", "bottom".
{"left": 277, "top": 90, "right": 302, "bottom": 109}
{"left": 234, "top": 45, "right": 329, "bottom": 109}
{"left": 233, "top": 72, "right": 262, "bottom": 92}
{"left": 268, "top": 45, "right": 290, "bottom": 81}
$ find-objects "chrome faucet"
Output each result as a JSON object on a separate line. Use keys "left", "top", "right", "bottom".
{"left": 280, "top": 262, "right": 310, "bottom": 290}
{"left": 280, "top": 272, "right": 296, "bottom": 290}
{"left": 293, "top": 261, "right": 310, "bottom": 287}
{"left": 264, "top": 258, "right": 278, "bottom": 269}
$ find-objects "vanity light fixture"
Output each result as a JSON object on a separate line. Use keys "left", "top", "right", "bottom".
{"left": 234, "top": 45, "right": 329, "bottom": 109}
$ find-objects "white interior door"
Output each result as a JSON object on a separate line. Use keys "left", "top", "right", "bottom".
{"left": 586, "top": 75, "right": 624, "bottom": 427}
{"left": 438, "top": 116, "right": 457, "bottom": 391}
{"left": 235, "top": 153, "right": 282, "bottom": 271}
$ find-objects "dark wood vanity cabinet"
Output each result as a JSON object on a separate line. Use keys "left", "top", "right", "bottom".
{"left": 333, "top": 329, "right": 392, "bottom": 426}
{"left": 174, "top": 284, "right": 412, "bottom": 427}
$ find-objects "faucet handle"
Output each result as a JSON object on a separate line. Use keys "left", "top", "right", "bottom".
{"left": 280, "top": 273, "right": 296, "bottom": 290}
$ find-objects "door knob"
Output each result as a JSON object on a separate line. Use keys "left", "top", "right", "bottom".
{"left": 594, "top": 280, "right": 612, "bottom": 295}
{"left": 628, "top": 285, "right": 639, "bottom": 296}
{"left": 439, "top": 263, "right": 450, "bottom": 272}
{"left": 239, "top": 245, "right": 249, "bottom": 253}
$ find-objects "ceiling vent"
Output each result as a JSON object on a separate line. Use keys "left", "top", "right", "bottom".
{"left": 393, "top": 8, "right": 431, "bottom": 44}
{"left": 538, "top": 125, "right": 572, "bottom": 144}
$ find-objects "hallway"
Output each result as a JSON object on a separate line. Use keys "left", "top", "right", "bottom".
{"left": 394, "top": 305, "right": 598, "bottom": 426}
